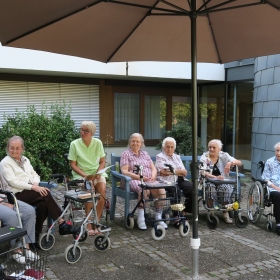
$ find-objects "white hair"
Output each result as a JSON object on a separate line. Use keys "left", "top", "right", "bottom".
{"left": 162, "top": 137, "right": 176, "bottom": 148}
{"left": 274, "top": 142, "right": 280, "bottom": 150}
{"left": 128, "top": 133, "right": 145, "bottom": 148}
{"left": 208, "top": 139, "right": 223, "bottom": 149}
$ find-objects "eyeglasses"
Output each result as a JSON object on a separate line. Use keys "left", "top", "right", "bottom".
{"left": 80, "top": 128, "right": 90, "bottom": 134}
{"left": 9, "top": 147, "right": 22, "bottom": 151}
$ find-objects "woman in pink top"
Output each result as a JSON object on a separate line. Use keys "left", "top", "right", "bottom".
{"left": 120, "top": 133, "right": 167, "bottom": 230}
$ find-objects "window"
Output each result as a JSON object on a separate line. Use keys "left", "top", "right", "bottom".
{"left": 114, "top": 93, "right": 166, "bottom": 141}
{"left": 114, "top": 93, "right": 140, "bottom": 141}
{"left": 172, "top": 96, "right": 191, "bottom": 125}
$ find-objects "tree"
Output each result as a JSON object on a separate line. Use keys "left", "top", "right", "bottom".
{"left": 0, "top": 102, "right": 79, "bottom": 179}
{"left": 156, "top": 121, "right": 205, "bottom": 155}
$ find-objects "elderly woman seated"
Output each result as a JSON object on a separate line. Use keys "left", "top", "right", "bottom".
{"left": 0, "top": 173, "right": 38, "bottom": 264}
{"left": 199, "top": 139, "right": 242, "bottom": 223}
{"left": 0, "top": 136, "right": 75, "bottom": 241}
{"left": 155, "top": 137, "right": 193, "bottom": 227}
{"left": 120, "top": 133, "right": 168, "bottom": 230}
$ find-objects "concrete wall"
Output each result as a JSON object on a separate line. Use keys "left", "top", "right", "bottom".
{"left": 251, "top": 54, "right": 280, "bottom": 179}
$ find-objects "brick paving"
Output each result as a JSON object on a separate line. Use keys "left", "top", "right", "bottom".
{"left": 7, "top": 174, "right": 280, "bottom": 280}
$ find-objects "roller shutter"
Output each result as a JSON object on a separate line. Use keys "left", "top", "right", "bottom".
{"left": 0, "top": 81, "right": 100, "bottom": 137}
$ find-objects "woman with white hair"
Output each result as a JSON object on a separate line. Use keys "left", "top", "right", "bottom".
{"left": 200, "top": 139, "right": 242, "bottom": 223}
{"left": 156, "top": 137, "right": 193, "bottom": 227}
{"left": 120, "top": 133, "right": 167, "bottom": 230}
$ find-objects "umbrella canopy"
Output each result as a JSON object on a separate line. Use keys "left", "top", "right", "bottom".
{"left": 1, "top": 1, "right": 280, "bottom": 277}
{"left": 0, "top": 0, "right": 280, "bottom": 64}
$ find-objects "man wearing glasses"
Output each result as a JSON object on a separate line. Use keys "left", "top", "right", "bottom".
{"left": 68, "top": 121, "right": 107, "bottom": 236}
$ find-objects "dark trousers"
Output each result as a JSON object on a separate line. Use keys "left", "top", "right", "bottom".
{"left": 270, "top": 191, "right": 280, "bottom": 224}
{"left": 167, "top": 176, "right": 193, "bottom": 214}
{"left": 15, "top": 190, "right": 62, "bottom": 234}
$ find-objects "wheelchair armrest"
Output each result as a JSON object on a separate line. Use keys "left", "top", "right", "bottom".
{"left": 229, "top": 171, "right": 245, "bottom": 178}
{"left": 50, "top": 174, "right": 65, "bottom": 183}
{"left": 39, "top": 181, "right": 58, "bottom": 189}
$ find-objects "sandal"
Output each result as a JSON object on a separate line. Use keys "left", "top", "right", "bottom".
{"left": 87, "top": 228, "right": 102, "bottom": 236}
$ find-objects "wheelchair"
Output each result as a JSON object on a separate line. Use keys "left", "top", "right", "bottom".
{"left": 198, "top": 163, "right": 248, "bottom": 229}
{"left": 247, "top": 161, "right": 274, "bottom": 231}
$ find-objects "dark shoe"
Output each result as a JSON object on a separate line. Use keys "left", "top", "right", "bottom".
{"left": 30, "top": 242, "right": 41, "bottom": 250}
{"left": 59, "top": 221, "right": 75, "bottom": 235}
{"left": 276, "top": 226, "right": 280, "bottom": 236}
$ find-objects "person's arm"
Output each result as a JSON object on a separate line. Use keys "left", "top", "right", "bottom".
{"left": 121, "top": 164, "right": 141, "bottom": 180}
{"left": 224, "top": 158, "right": 242, "bottom": 174}
{"left": 95, "top": 157, "right": 106, "bottom": 179}
{"left": 70, "top": 160, "right": 87, "bottom": 178}
{"left": 262, "top": 161, "right": 280, "bottom": 191}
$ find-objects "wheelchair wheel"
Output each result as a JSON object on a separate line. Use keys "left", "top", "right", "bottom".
{"left": 126, "top": 215, "right": 134, "bottom": 230}
{"left": 235, "top": 215, "right": 249, "bottom": 228}
{"left": 72, "top": 227, "right": 88, "bottom": 242}
{"left": 247, "top": 181, "right": 263, "bottom": 223}
{"left": 206, "top": 214, "right": 219, "bottom": 229}
{"left": 38, "top": 233, "right": 55, "bottom": 251}
{"left": 65, "top": 244, "right": 82, "bottom": 264}
{"left": 151, "top": 225, "right": 166, "bottom": 241}
{"left": 94, "top": 235, "right": 111, "bottom": 251}
{"left": 266, "top": 221, "right": 273, "bottom": 231}
{"left": 179, "top": 221, "right": 190, "bottom": 237}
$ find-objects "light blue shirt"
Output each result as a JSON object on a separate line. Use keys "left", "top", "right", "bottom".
{"left": 262, "top": 156, "right": 280, "bottom": 192}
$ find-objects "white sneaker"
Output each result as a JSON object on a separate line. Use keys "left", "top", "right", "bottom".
{"left": 157, "top": 221, "right": 168, "bottom": 229}
{"left": 137, "top": 219, "right": 147, "bottom": 230}
{"left": 12, "top": 252, "right": 26, "bottom": 264}
{"left": 26, "top": 250, "right": 39, "bottom": 261}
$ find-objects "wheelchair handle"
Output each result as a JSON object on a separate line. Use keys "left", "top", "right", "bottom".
{"left": 164, "top": 163, "right": 175, "bottom": 173}
{"left": 68, "top": 179, "right": 84, "bottom": 186}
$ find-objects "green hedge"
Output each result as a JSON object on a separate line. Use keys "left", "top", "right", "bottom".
{"left": 0, "top": 102, "right": 79, "bottom": 180}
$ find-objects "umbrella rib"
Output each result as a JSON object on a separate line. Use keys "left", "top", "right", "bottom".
{"left": 106, "top": 1, "right": 160, "bottom": 62}
{"left": 160, "top": 0, "right": 189, "bottom": 13}
{"left": 201, "top": 1, "right": 263, "bottom": 15}
{"left": 204, "top": 11, "right": 222, "bottom": 63}
{"left": 6, "top": 0, "right": 103, "bottom": 45}
{"left": 108, "top": 0, "right": 188, "bottom": 14}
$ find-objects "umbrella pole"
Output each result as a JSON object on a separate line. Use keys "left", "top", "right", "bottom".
{"left": 190, "top": 0, "right": 200, "bottom": 279}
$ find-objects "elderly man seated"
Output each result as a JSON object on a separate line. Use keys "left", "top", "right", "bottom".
{"left": 261, "top": 142, "right": 280, "bottom": 236}
{"left": 155, "top": 137, "right": 193, "bottom": 227}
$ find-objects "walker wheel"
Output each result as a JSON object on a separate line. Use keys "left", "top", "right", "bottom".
{"left": 151, "top": 225, "right": 166, "bottom": 241}
{"left": 206, "top": 214, "right": 219, "bottom": 229}
{"left": 38, "top": 233, "right": 55, "bottom": 251}
{"left": 65, "top": 244, "right": 82, "bottom": 264}
{"left": 94, "top": 235, "right": 111, "bottom": 251}
{"left": 235, "top": 215, "right": 249, "bottom": 228}
{"left": 72, "top": 227, "right": 88, "bottom": 242}
{"left": 126, "top": 215, "right": 134, "bottom": 230}
{"left": 266, "top": 221, "right": 273, "bottom": 231}
{"left": 179, "top": 221, "right": 190, "bottom": 237}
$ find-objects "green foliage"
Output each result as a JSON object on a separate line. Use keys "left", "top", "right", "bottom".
{"left": 156, "top": 121, "right": 205, "bottom": 156}
{"left": 0, "top": 102, "right": 79, "bottom": 180}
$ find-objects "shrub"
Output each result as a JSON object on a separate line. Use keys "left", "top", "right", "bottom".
{"left": 156, "top": 121, "right": 205, "bottom": 155}
{"left": 0, "top": 102, "right": 80, "bottom": 180}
